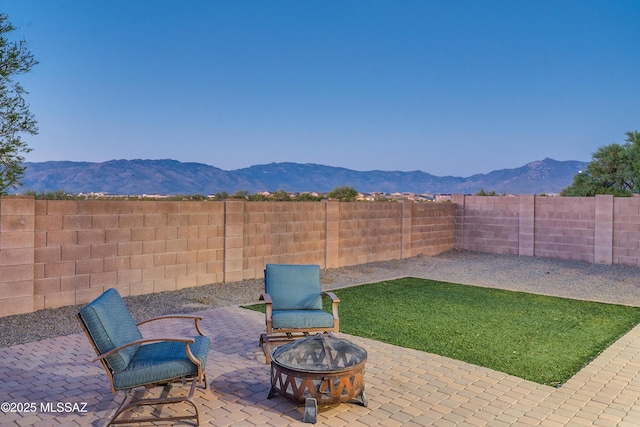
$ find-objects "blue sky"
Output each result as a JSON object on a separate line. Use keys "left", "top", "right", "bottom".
{"left": 4, "top": 0, "right": 640, "bottom": 176}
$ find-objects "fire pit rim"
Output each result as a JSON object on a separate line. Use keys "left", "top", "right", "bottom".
{"left": 269, "top": 332, "right": 368, "bottom": 374}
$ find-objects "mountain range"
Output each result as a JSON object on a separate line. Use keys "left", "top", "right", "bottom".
{"left": 19, "top": 158, "right": 587, "bottom": 195}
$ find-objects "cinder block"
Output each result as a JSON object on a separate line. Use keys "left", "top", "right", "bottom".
{"left": 77, "top": 200, "right": 119, "bottom": 215}
{"left": 224, "top": 200, "right": 245, "bottom": 214}
{"left": 187, "top": 237, "right": 208, "bottom": 251}
{"left": 197, "top": 225, "right": 219, "bottom": 238}
{"left": 0, "top": 279, "right": 34, "bottom": 298}
{"left": 207, "top": 260, "right": 224, "bottom": 276}
{"left": 129, "top": 281, "right": 154, "bottom": 296}
{"left": 61, "top": 274, "right": 90, "bottom": 292}
{"left": 155, "top": 226, "right": 178, "bottom": 240}
{"left": 78, "top": 229, "right": 106, "bottom": 244}
{"left": 63, "top": 215, "right": 92, "bottom": 230}
{"left": 155, "top": 201, "right": 181, "bottom": 214}
{"left": 90, "top": 242, "right": 118, "bottom": 258}
{"left": 166, "top": 238, "right": 188, "bottom": 253}
{"left": 0, "top": 196, "right": 35, "bottom": 215}
{"left": 118, "top": 214, "right": 144, "bottom": 228}
{"left": 153, "top": 278, "right": 176, "bottom": 292}
{"left": 176, "top": 251, "right": 197, "bottom": 265}
{"left": 144, "top": 214, "right": 167, "bottom": 228}
{"left": 32, "top": 294, "right": 44, "bottom": 311}
{"left": 44, "top": 290, "right": 76, "bottom": 309}
{"left": 194, "top": 249, "right": 215, "bottom": 263}
{"left": 142, "top": 266, "right": 166, "bottom": 281}
{"left": 106, "top": 228, "right": 132, "bottom": 242}
{"left": 0, "top": 231, "right": 34, "bottom": 249}
{"left": 0, "top": 296, "right": 33, "bottom": 316}
{"left": 154, "top": 252, "right": 177, "bottom": 266}
{"left": 0, "top": 247, "right": 34, "bottom": 265}
{"left": 34, "top": 230, "right": 47, "bottom": 248}
{"left": 117, "top": 241, "right": 143, "bottom": 256}
{"left": 224, "top": 270, "right": 243, "bottom": 283}
{"left": 46, "top": 200, "right": 78, "bottom": 215}
{"left": 165, "top": 264, "right": 187, "bottom": 279}
{"left": 176, "top": 276, "right": 197, "bottom": 290}
{"left": 0, "top": 264, "right": 34, "bottom": 282}
{"left": 132, "top": 227, "right": 156, "bottom": 241}
{"left": 188, "top": 213, "right": 209, "bottom": 226}
{"left": 75, "top": 287, "right": 107, "bottom": 305}
{"left": 46, "top": 230, "right": 78, "bottom": 246}
{"left": 34, "top": 277, "right": 61, "bottom": 295}
{"left": 1, "top": 215, "right": 34, "bottom": 233}
{"left": 142, "top": 240, "right": 166, "bottom": 254}
{"left": 130, "top": 253, "right": 153, "bottom": 269}
{"left": 104, "top": 256, "right": 130, "bottom": 271}
{"left": 75, "top": 258, "right": 104, "bottom": 275}
{"left": 112, "top": 283, "right": 131, "bottom": 297}
{"left": 178, "top": 225, "right": 200, "bottom": 240}
{"left": 89, "top": 271, "right": 118, "bottom": 287}
{"left": 61, "top": 244, "right": 91, "bottom": 261}
{"left": 187, "top": 262, "right": 207, "bottom": 277}
{"left": 33, "top": 262, "right": 44, "bottom": 280}
{"left": 167, "top": 214, "right": 190, "bottom": 227}
{"left": 117, "top": 268, "right": 142, "bottom": 284}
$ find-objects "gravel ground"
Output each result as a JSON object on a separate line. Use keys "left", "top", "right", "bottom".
{"left": 2, "top": 249, "right": 640, "bottom": 348}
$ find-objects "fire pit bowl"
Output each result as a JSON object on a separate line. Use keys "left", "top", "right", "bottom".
{"left": 268, "top": 333, "right": 368, "bottom": 409}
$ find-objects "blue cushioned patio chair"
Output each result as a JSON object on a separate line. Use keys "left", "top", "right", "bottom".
{"left": 77, "top": 288, "right": 210, "bottom": 426}
{"left": 259, "top": 264, "right": 340, "bottom": 364}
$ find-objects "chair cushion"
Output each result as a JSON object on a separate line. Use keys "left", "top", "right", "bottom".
{"left": 265, "top": 264, "right": 322, "bottom": 310}
{"left": 272, "top": 309, "right": 335, "bottom": 329}
{"left": 78, "top": 288, "right": 142, "bottom": 373}
{"left": 113, "top": 335, "right": 210, "bottom": 390}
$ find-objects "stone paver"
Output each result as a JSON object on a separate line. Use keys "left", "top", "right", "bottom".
{"left": 1, "top": 304, "right": 640, "bottom": 426}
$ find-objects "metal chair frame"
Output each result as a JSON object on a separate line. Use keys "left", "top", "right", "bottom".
{"left": 77, "top": 291, "right": 209, "bottom": 426}
{"left": 258, "top": 264, "right": 340, "bottom": 364}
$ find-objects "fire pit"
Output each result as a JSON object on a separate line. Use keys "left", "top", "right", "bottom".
{"left": 268, "top": 333, "right": 367, "bottom": 422}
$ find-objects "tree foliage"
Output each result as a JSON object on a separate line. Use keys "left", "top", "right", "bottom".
{"left": 327, "top": 186, "right": 358, "bottom": 201}
{"left": 0, "top": 14, "right": 38, "bottom": 195}
{"left": 270, "top": 189, "right": 292, "bottom": 201}
{"left": 475, "top": 188, "right": 498, "bottom": 196}
{"left": 562, "top": 131, "right": 640, "bottom": 196}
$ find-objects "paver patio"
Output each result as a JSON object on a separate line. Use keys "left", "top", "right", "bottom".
{"left": 1, "top": 301, "right": 640, "bottom": 426}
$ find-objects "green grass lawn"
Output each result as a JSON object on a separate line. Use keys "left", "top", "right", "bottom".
{"left": 245, "top": 278, "right": 640, "bottom": 387}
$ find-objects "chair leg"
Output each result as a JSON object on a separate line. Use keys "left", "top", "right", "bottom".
{"left": 108, "top": 378, "right": 201, "bottom": 426}
{"left": 260, "top": 333, "right": 272, "bottom": 364}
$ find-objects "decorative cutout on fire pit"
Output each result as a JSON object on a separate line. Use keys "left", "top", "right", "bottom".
{"left": 268, "top": 333, "right": 368, "bottom": 411}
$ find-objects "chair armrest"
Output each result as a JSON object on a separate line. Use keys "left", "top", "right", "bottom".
{"left": 93, "top": 336, "right": 195, "bottom": 363}
{"left": 259, "top": 293, "right": 272, "bottom": 304}
{"left": 259, "top": 293, "right": 273, "bottom": 334}
{"left": 259, "top": 293, "right": 273, "bottom": 316}
{"left": 94, "top": 336, "right": 205, "bottom": 380}
{"left": 137, "top": 314, "right": 205, "bottom": 336}
{"left": 322, "top": 292, "right": 340, "bottom": 330}
{"left": 321, "top": 292, "right": 340, "bottom": 303}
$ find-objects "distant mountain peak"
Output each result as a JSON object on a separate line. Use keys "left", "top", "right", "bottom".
{"left": 20, "top": 158, "right": 588, "bottom": 195}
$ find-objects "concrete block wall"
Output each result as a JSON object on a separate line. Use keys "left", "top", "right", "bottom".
{"left": 453, "top": 195, "right": 520, "bottom": 255}
{"left": 32, "top": 200, "right": 225, "bottom": 311}
{"left": 0, "top": 197, "right": 35, "bottom": 317}
{"left": 239, "top": 201, "right": 327, "bottom": 280}
{"left": 410, "top": 202, "right": 457, "bottom": 256}
{"left": 7, "top": 193, "right": 640, "bottom": 317}
{"left": 0, "top": 197, "right": 456, "bottom": 316}
{"left": 534, "top": 196, "right": 596, "bottom": 263}
{"left": 613, "top": 196, "right": 640, "bottom": 266}
{"left": 455, "top": 194, "right": 640, "bottom": 266}
{"left": 337, "top": 202, "right": 403, "bottom": 267}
